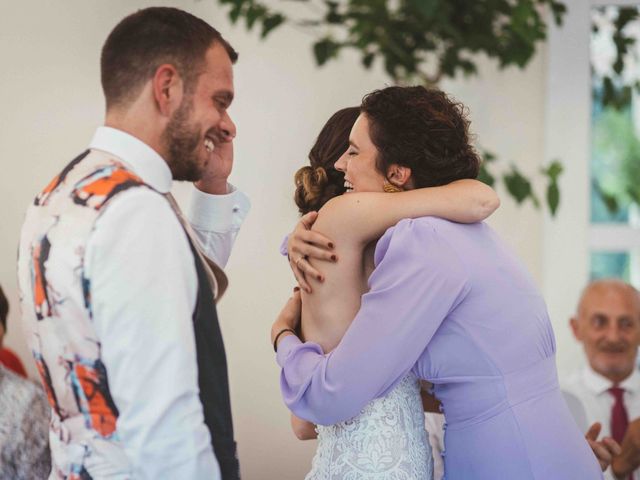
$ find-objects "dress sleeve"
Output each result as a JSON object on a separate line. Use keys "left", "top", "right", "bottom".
{"left": 276, "top": 218, "right": 470, "bottom": 425}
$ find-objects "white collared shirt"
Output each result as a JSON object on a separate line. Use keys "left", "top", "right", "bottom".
{"left": 563, "top": 365, "right": 640, "bottom": 480}
{"left": 85, "top": 126, "right": 249, "bottom": 480}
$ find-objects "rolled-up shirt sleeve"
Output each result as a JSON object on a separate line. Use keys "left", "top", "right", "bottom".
{"left": 276, "top": 218, "right": 470, "bottom": 425}
{"left": 188, "top": 183, "right": 250, "bottom": 268}
{"left": 86, "top": 188, "right": 220, "bottom": 480}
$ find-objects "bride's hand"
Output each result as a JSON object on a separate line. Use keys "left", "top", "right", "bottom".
{"left": 288, "top": 212, "right": 336, "bottom": 293}
{"left": 271, "top": 289, "right": 302, "bottom": 349}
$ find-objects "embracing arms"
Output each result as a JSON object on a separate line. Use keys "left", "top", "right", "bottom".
{"left": 315, "top": 178, "right": 499, "bottom": 247}
{"left": 274, "top": 219, "right": 470, "bottom": 425}
{"left": 287, "top": 179, "right": 498, "bottom": 290}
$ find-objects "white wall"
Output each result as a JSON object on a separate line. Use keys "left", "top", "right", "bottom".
{"left": 543, "top": 0, "right": 593, "bottom": 380}
{"left": 1, "top": 1, "right": 549, "bottom": 478}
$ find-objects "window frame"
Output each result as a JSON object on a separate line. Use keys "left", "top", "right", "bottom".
{"left": 543, "top": 0, "right": 640, "bottom": 376}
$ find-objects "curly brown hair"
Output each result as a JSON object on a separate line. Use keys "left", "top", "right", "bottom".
{"left": 294, "top": 107, "right": 360, "bottom": 214}
{"left": 360, "top": 86, "right": 480, "bottom": 188}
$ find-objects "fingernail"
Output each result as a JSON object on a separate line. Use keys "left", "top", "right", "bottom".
{"left": 328, "top": 242, "right": 334, "bottom": 249}
{"left": 293, "top": 286, "right": 300, "bottom": 292}
{"left": 317, "top": 275, "right": 323, "bottom": 282}
{"left": 331, "top": 254, "right": 337, "bottom": 261}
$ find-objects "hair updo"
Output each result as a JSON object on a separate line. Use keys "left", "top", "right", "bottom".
{"left": 294, "top": 107, "right": 360, "bottom": 215}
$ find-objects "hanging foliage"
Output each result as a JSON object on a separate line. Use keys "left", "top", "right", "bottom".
{"left": 217, "top": 0, "right": 568, "bottom": 216}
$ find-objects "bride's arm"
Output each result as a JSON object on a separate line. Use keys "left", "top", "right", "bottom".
{"left": 314, "top": 179, "right": 499, "bottom": 246}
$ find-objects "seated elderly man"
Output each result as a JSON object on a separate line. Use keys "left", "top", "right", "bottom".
{"left": 564, "top": 278, "right": 640, "bottom": 479}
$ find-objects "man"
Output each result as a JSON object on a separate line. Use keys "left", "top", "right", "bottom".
{"left": 17, "top": 8, "right": 249, "bottom": 479}
{"left": 0, "top": 285, "right": 27, "bottom": 377}
{"left": 564, "top": 279, "right": 640, "bottom": 479}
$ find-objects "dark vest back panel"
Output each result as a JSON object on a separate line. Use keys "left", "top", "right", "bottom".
{"left": 187, "top": 237, "right": 240, "bottom": 480}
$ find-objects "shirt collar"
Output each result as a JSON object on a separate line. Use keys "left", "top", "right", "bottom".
{"left": 620, "top": 367, "right": 640, "bottom": 394}
{"left": 582, "top": 364, "right": 640, "bottom": 395}
{"left": 88, "top": 126, "right": 172, "bottom": 193}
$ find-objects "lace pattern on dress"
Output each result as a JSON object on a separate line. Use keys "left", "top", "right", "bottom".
{"left": 306, "top": 373, "right": 433, "bottom": 480}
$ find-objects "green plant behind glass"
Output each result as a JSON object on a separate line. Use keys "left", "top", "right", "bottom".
{"left": 593, "top": 107, "right": 640, "bottom": 216}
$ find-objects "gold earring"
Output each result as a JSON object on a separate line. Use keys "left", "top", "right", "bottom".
{"left": 383, "top": 180, "right": 402, "bottom": 193}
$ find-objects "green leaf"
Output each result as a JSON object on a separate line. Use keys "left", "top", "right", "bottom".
{"left": 261, "top": 14, "right": 285, "bottom": 38}
{"left": 547, "top": 181, "right": 560, "bottom": 216}
{"left": 325, "top": 1, "right": 343, "bottom": 25}
{"left": 593, "top": 180, "right": 620, "bottom": 214}
{"left": 313, "top": 38, "right": 341, "bottom": 66}
{"left": 229, "top": 4, "right": 242, "bottom": 24}
{"left": 408, "top": 0, "right": 441, "bottom": 20}
{"left": 503, "top": 166, "right": 539, "bottom": 207}
{"left": 481, "top": 150, "right": 497, "bottom": 163}
{"left": 541, "top": 160, "right": 563, "bottom": 180}
{"left": 540, "top": 159, "right": 563, "bottom": 216}
{"left": 550, "top": 1, "right": 567, "bottom": 25}
{"left": 246, "top": 5, "right": 267, "bottom": 30}
{"left": 362, "top": 52, "right": 375, "bottom": 69}
{"left": 477, "top": 163, "right": 496, "bottom": 187}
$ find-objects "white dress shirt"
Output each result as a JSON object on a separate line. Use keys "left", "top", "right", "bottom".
{"left": 84, "top": 126, "right": 249, "bottom": 480}
{"left": 563, "top": 365, "right": 640, "bottom": 480}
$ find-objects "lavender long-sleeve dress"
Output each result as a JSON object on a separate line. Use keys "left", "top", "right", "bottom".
{"left": 277, "top": 217, "right": 603, "bottom": 480}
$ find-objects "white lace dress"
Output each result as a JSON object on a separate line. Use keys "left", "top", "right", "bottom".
{"left": 305, "top": 373, "right": 433, "bottom": 480}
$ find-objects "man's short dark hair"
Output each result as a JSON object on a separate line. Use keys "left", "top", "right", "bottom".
{"left": 101, "top": 7, "right": 238, "bottom": 110}
{"left": 0, "top": 285, "right": 8, "bottom": 332}
{"left": 360, "top": 86, "right": 480, "bottom": 188}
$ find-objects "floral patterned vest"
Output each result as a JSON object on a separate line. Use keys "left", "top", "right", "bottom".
{"left": 17, "top": 149, "right": 239, "bottom": 479}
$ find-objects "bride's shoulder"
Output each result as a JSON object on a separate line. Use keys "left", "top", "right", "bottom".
{"left": 311, "top": 193, "right": 382, "bottom": 246}
{"left": 317, "top": 192, "right": 385, "bottom": 219}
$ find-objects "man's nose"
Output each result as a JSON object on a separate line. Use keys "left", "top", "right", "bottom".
{"left": 218, "top": 111, "right": 236, "bottom": 141}
{"left": 603, "top": 324, "right": 623, "bottom": 343}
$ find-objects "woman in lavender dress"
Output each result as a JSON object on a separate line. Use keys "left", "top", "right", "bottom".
{"left": 273, "top": 86, "right": 605, "bottom": 479}
{"left": 282, "top": 106, "right": 499, "bottom": 479}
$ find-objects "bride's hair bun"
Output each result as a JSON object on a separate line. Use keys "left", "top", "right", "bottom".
{"left": 293, "top": 107, "right": 361, "bottom": 215}
{"left": 294, "top": 166, "right": 331, "bottom": 214}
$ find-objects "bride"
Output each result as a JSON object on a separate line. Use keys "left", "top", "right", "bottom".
{"left": 277, "top": 106, "right": 499, "bottom": 479}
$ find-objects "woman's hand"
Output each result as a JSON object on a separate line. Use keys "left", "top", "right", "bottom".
{"left": 271, "top": 289, "right": 302, "bottom": 350}
{"left": 288, "top": 212, "right": 336, "bottom": 293}
{"left": 585, "top": 422, "right": 622, "bottom": 471}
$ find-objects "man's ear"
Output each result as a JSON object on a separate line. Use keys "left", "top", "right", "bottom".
{"left": 151, "top": 64, "right": 184, "bottom": 117}
{"left": 570, "top": 317, "right": 582, "bottom": 341}
{"left": 386, "top": 164, "right": 412, "bottom": 188}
